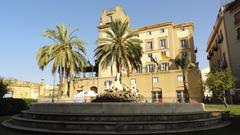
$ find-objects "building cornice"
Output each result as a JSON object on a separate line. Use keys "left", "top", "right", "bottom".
{"left": 134, "top": 22, "right": 194, "bottom": 32}
{"left": 228, "top": 0, "right": 240, "bottom": 12}
{"left": 134, "top": 22, "right": 173, "bottom": 32}
{"left": 206, "top": 16, "right": 223, "bottom": 52}
{"left": 98, "top": 24, "right": 111, "bottom": 29}
{"left": 98, "top": 21, "right": 194, "bottom": 32}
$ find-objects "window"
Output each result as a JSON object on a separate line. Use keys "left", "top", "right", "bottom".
{"left": 214, "top": 43, "right": 218, "bottom": 51}
{"left": 160, "top": 39, "right": 167, "bottom": 48}
{"left": 146, "top": 64, "right": 155, "bottom": 72}
{"left": 176, "top": 90, "right": 185, "bottom": 103}
{"left": 181, "top": 27, "right": 185, "bottom": 31}
{"left": 223, "top": 52, "right": 226, "bottom": 64}
{"left": 137, "top": 67, "right": 143, "bottom": 73}
{"left": 146, "top": 41, "right": 153, "bottom": 50}
{"left": 148, "top": 53, "right": 152, "bottom": 58}
{"left": 222, "top": 52, "right": 228, "bottom": 68}
{"left": 181, "top": 51, "right": 188, "bottom": 58}
{"left": 152, "top": 91, "right": 162, "bottom": 103}
{"left": 177, "top": 75, "right": 183, "bottom": 82}
{"left": 130, "top": 79, "right": 136, "bottom": 88}
{"left": 234, "top": 11, "right": 240, "bottom": 25}
{"left": 160, "top": 28, "right": 165, "bottom": 33}
{"left": 219, "top": 30, "right": 223, "bottom": 42}
{"left": 147, "top": 31, "right": 152, "bottom": 36}
{"left": 237, "top": 27, "right": 240, "bottom": 40}
{"left": 159, "top": 63, "right": 169, "bottom": 71}
{"left": 107, "top": 15, "right": 113, "bottom": 23}
{"left": 152, "top": 77, "right": 159, "bottom": 83}
{"left": 180, "top": 39, "right": 188, "bottom": 48}
{"left": 217, "top": 59, "right": 221, "bottom": 68}
{"left": 161, "top": 51, "right": 167, "bottom": 56}
{"left": 104, "top": 80, "right": 112, "bottom": 90}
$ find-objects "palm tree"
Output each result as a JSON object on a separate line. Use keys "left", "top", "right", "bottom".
{"left": 36, "top": 24, "right": 87, "bottom": 98}
{"left": 171, "top": 57, "right": 195, "bottom": 103}
{"left": 94, "top": 20, "right": 143, "bottom": 81}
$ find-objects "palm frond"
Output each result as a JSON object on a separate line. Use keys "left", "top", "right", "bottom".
{"left": 36, "top": 24, "right": 88, "bottom": 80}
{"left": 94, "top": 20, "right": 143, "bottom": 74}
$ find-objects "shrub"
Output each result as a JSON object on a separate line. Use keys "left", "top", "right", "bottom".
{"left": 0, "top": 77, "right": 10, "bottom": 98}
{"left": 0, "top": 98, "right": 37, "bottom": 116}
{"left": 22, "top": 98, "right": 37, "bottom": 105}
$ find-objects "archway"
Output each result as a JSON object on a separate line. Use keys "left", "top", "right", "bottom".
{"left": 90, "top": 86, "right": 98, "bottom": 93}
{"left": 151, "top": 87, "right": 162, "bottom": 103}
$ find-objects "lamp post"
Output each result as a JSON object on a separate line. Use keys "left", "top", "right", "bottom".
{"left": 88, "top": 60, "right": 94, "bottom": 87}
{"left": 150, "top": 55, "right": 158, "bottom": 102}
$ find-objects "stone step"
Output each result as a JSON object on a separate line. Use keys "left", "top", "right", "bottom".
{"left": 9, "top": 114, "right": 223, "bottom": 131}
{"left": 13, "top": 114, "right": 222, "bottom": 124}
{"left": 22, "top": 110, "right": 218, "bottom": 116}
{"left": 2, "top": 119, "right": 231, "bottom": 134}
{"left": 1, "top": 103, "right": 230, "bottom": 134}
{"left": 21, "top": 110, "right": 222, "bottom": 122}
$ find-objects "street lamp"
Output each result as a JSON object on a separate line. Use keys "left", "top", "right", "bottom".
{"left": 150, "top": 55, "right": 158, "bottom": 102}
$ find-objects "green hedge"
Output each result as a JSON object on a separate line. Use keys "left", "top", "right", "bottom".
{"left": 22, "top": 98, "right": 38, "bottom": 106}
{"left": 0, "top": 98, "right": 37, "bottom": 116}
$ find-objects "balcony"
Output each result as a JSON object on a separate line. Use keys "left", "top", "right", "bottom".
{"left": 213, "top": 44, "right": 218, "bottom": 51}
{"left": 234, "top": 19, "right": 240, "bottom": 25}
{"left": 218, "top": 36, "right": 223, "bottom": 44}
{"left": 194, "top": 47, "right": 198, "bottom": 53}
{"left": 220, "top": 61, "right": 228, "bottom": 69}
{"left": 196, "top": 62, "right": 199, "bottom": 67}
{"left": 209, "top": 51, "right": 213, "bottom": 57}
{"left": 207, "top": 55, "right": 211, "bottom": 60}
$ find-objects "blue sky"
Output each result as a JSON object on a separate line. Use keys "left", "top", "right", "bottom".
{"left": 0, "top": 0, "right": 221, "bottom": 84}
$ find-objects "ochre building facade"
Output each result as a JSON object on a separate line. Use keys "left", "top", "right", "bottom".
{"left": 71, "top": 6, "right": 203, "bottom": 103}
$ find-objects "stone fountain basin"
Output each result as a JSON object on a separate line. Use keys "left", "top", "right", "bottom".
{"left": 2, "top": 103, "right": 230, "bottom": 134}
{"left": 29, "top": 103, "right": 205, "bottom": 114}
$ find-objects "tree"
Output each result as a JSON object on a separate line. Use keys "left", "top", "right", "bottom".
{"left": 94, "top": 20, "right": 143, "bottom": 81}
{"left": 36, "top": 24, "right": 87, "bottom": 98}
{"left": 171, "top": 57, "right": 195, "bottom": 103}
{"left": 0, "top": 77, "right": 10, "bottom": 98}
{"left": 206, "top": 70, "right": 234, "bottom": 108}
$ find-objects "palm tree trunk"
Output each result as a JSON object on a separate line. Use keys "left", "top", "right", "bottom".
{"left": 67, "top": 77, "right": 70, "bottom": 97}
{"left": 116, "top": 62, "right": 122, "bottom": 83}
{"left": 58, "top": 67, "right": 64, "bottom": 99}
{"left": 52, "top": 74, "right": 56, "bottom": 103}
{"left": 182, "top": 71, "right": 189, "bottom": 103}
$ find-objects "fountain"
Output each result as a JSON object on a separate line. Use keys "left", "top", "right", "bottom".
{"left": 100, "top": 73, "right": 143, "bottom": 102}
{"left": 2, "top": 74, "right": 230, "bottom": 134}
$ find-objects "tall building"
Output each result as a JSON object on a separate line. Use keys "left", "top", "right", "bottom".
{"left": 206, "top": 0, "right": 240, "bottom": 93}
{"left": 72, "top": 6, "right": 203, "bottom": 103}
